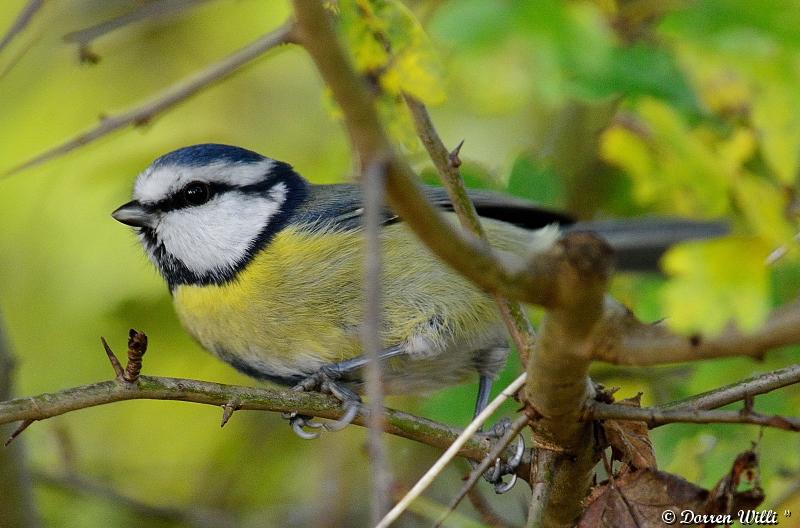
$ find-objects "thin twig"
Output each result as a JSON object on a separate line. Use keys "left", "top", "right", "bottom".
{"left": 661, "top": 364, "right": 800, "bottom": 411}
{"left": 591, "top": 296, "right": 800, "bottom": 365}
{"left": 290, "top": 0, "right": 575, "bottom": 309}
{"left": 403, "top": 94, "right": 538, "bottom": 364}
{"left": 586, "top": 402, "right": 800, "bottom": 431}
{"left": 435, "top": 414, "right": 530, "bottom": 528}
{"left": 0, "top": 0, "right": 44, "bottom": 55}
{"left": 0, "top": 308, "right": 41, "bottom": 526}
{"left": 0, "top": 375, "right": 497, "bottom": 466}
{"left": 4, "top": 22, "right": 295, "bottom": 176}
{"left": 63, "top": 0, "right": 211, "bottom": 63}
{"left": 376, "top": 373, "right": 528, "bottom": 528}
{"left": 465, "top": 486, "right": 511, "bottom": 528}
{"left": 526, "top": 449, "right": 557, "bottom": 528}
{"left": 34, "top": 471, "right": 236, "bottom": 528}
{"left": 363, "top": 157, "right": 392, "bottom": 522}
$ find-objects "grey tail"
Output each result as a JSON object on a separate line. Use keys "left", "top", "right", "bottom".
{"left": 565, "top": 218, "right": 728, "bottom": 272}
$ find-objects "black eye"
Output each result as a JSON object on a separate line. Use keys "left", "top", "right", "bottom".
{"left": 182, "top": 181, "right": 212, "bottom": 206}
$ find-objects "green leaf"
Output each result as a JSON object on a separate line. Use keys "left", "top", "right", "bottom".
{"left": 662, "top": 237, "right": 771, "bottom": 335}
{"left": 506, "top": 151, "right": 566, "bottom": 207}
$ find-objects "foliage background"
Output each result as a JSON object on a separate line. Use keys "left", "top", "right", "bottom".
{"left": 1, "top": 0, "right": 800, "bottom": 526}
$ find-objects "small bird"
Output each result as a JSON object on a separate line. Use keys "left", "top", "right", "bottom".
{"left": 112, "top": 144, "right": 723, "bottom": 428}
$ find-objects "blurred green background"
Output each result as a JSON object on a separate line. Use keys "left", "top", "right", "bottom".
{"left": 1, "top": 0, "right": 800, "bottom": 526}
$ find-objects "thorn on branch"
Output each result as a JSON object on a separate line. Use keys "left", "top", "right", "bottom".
{"left": 5, "top": 418, "right": 33, "bottom": 447}
{"left": 743, "top": 393, "right": 755, "bottom": 414}
{"left": 220, "top": 401, "right": 239, "bottom": 428}
{"left": 101, "top": 336, "right": 125, "bottom": 378}
{"left": 123, "top": 329, "right": 147, "bottom": 382}
{"left": 78, "top": 45, "right": 100, "bottom": 64}
{"left": 448, "top": 139, "right": 465, "bottom": 168}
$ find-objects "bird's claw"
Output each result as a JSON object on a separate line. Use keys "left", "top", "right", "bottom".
{"left": 284, "top": 368, "right": 362, "bottom": 439}
{"left": 286, "top": 413, "right": 324, "bottom": 440}
{"left": 323, "top": 400, "right": 360, "bottom": 432}
{"left": 475, "top": 417, "right": 525, "bottom": 494}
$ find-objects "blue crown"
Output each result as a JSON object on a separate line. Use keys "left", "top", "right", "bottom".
{"left": 153, "top": 144, "right": 266, "bottom": 168}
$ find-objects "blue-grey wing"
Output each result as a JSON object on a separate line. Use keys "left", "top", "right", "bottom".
{"left": 294, "top": 183, "right": 573, "bottom": 230}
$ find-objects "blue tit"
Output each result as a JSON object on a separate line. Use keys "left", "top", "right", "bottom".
{"left": 112, "top": 144, "right": 724, "bottom": 417}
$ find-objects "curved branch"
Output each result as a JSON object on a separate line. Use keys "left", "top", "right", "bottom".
{"left": 0, "top": 375, "right": 493, "bottom": 463}
{"left": 291, "top": 0, "right": 565, "bottom": 309}
{"left": 63, "top": 0, "right": 212, "bottom": 62}
{"left": 592, "top": 297, "right": 800, "bottom": 366}
{"left": 0, "top": 0, "right": 43, "bottom": 55}
{"left": 586, "top": 402, "right": 800, "bottom": 431}
{"left": 4, "top": 22, "right": 295, "bottom": 176}
{"left": 662, "top": 364, "right": 800, "bottom": 411}
{"left": 403, "top": 94, "right": 538, "bottom": 363}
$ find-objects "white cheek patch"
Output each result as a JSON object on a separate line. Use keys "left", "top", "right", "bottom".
{"left": 156, "top": 183, "right": 287, "bottom": 276}
{"left": 134, "top": 159, "right": 275, "bottom": 204}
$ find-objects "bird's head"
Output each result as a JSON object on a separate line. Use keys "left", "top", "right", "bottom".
{"left": 112, "top": 144, "right": 308, "bottom": 288}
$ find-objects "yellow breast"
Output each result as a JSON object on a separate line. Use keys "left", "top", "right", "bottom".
{"left": 173, "top": 216, "right": 540, "bottom": 389}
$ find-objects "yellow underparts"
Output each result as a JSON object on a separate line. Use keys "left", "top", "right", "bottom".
{"left": 173, "top": 216, "right": 539, "bottom": 385}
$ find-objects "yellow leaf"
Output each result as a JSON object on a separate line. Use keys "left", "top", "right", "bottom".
{"left": 733, "top": 172, "right": 796, "bottom": 246}
{"left": 600, "top": 124, "right": 658, "bottom": 204}
{"left": 661, "top": 237, "right": 771, "bottom": 335}
{"left": 752, "top": 84, "right": 800, "bottom": 185}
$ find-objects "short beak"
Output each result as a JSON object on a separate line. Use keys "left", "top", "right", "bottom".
{"left": 112, "top": 200, "right": 154, "bottom": 228}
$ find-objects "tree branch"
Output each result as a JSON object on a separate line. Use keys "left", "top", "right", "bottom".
{"left": 290, "top": 0, "right": 571, "bottom": 309}
{"left": 0, "top": 375, "right": 495, "bottom": 463}
{"left": 63, "top": 0, "right": 212, "bottom": 63}
{"left": 4, "top": 22, "right": 295, "bottom": 176}
{"left": 586, "top": 402, "right": 800, "bottom": 431}
{"left": 661, "top": 364, "right": 800, "bottom": 411}
{"left": 0, "top": 0, "right": 43, "bottom": 55}
{"left": 362, "top": 158, "right": 392, "bottom": 522}
{"left": 435, "top": 414, "right": 530, "bottom": 528}
{"left": 376, "top": 373, "right": 528, "bottom": 528}
{"left": 34, "top": 470, "right": 235, "bottom": 528}
{"left": 0, "top": 310, "right": 41, "bottom": 528}
{"left": 524, "top": 233, "right": 615, "bottom": 528}
{"left": 403, "top": 94, "right": 538, "bottom": 364}
{"left": 591, "top": 297, "right": 800, "bottom": 366}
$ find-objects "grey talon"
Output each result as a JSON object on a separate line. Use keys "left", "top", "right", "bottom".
{"left": 324, "top": 402, "right": 360, "bottom": 432}
{"left": 291, "top": 418, "right": 320, "bottom": 440}
{"left": 494, "top": 474, "right": 517, "bottom": 494}
{"left": 508, "top": 434, "right": 525, "bottom": 468}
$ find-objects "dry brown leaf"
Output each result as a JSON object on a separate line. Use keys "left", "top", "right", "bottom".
{"left": 579, "top": 469, "right": 706, "bottom": 528}
{"left": 603, "top": 393, "right": 658, "bottom": 470}
{"left": 579, "top": 450, "right": 765, "bottom": 528}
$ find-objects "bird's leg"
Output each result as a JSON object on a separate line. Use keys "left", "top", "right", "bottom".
{"left": 470, "top": 375, "right": 525, "bottom": 494}
{"left": 474, "top": 375, "right": 493, "bottom": 420}
{"left": 285, "top": 345, "right": 406, "bottom": 439}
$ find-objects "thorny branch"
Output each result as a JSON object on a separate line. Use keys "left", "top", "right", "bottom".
{"left": 0, "top": 0, "right": 44, "bottom": 55}
{"left": 0, "top": 332, "right": 496, "bottom": 466}
{"left": 662, "top": 363, "right": 800, "bottom": 412}
{"left": 0, "top": 309, "right": 40, "bottom": 528}
{"left": 63, "top": 0, "right": 211, "bottom": 63}
{"left": 586, "top": 402, "right": 800, "bottom": 431}
{"left": 4, "top": 22, "right": 295, "bottom": 176}
{"left": 592, "top": 297, "right": 800, "bottom": 366}
{"left": 403, "top": 94, "right": 538, "bottom": 365}
{"left": 2, "top": 2, "right": 800, "bottom": 527}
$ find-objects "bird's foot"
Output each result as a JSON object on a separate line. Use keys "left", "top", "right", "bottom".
{"left": 283, "top": 367, "right": 362, "bottom": 439}
{"left": 473, "top": 417, "right": 525, "bottom": 494}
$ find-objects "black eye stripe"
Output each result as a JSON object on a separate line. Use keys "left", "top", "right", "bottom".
{"left": 147, "top": 178, "right": 282, "bottom": 213}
